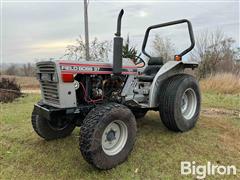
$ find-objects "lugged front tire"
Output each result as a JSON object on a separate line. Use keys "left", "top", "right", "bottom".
{"left": 31, "top": 105, "right": 75, "bottom": 140}
{"left": 79, "top": 103, "right": 137, "bottom": 170}
{"left": 159, "top": 74, "right": 201, "bottom": 132}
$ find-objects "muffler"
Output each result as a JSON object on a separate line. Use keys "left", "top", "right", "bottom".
{"left": 113, "top": 9, "right": 124, "bottom": 74}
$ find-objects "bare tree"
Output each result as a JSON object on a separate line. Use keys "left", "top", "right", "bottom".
{"left": 191, "top": 30, "right": 239, "bottom": 78}
{"left": 63, "top": 36, "right": 111, "bottom": 61}
{"left": 3, "top": 63, "right": 35, "bottom": 77}
{"left": 22, "top": 63, "right": 35, "bottom": 76}
{"left": 5, "top": 64, "right": 19, "bottom": 76}
{"left": 152, "top": 34, "right": 175, "bottom": 61}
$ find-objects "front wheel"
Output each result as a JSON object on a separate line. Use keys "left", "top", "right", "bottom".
{"left": 79, "top": 103, "right": 137, "bottom": 170}
{"left": 31, "top": 105, "right": 75, "bottom": 140}
{"left": 159, "top": 74, "right": 201, "bottom": 132}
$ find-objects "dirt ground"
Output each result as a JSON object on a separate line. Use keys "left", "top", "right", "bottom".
{"left": 202, "top": 107, "right": 240, "bottom": 118}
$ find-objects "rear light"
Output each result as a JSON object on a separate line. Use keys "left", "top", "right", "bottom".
{"left": 175, "top": 55, "right": 182, "bottom": 61}
{"left": 61, "top": 74, "right": 74, "bottom": 82}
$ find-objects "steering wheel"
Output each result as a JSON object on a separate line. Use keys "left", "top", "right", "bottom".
{"left": 134, "top": 53, "right": 145, "bottom": 68}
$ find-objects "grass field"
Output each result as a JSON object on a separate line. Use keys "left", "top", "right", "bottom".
{"left": 1, "top": 92, "right": 239, "bottom": 179}
{"left": 1, "top": 73, "right": 240, "bottom": 179}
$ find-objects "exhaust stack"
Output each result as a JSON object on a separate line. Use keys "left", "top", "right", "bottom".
{"left": 113, "top": 9, "right": 124, "bottom": 74}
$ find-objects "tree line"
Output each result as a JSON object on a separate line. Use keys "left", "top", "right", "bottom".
{"left": 1, "top": 63, "right": 36, "bottom": 77}
{"left": 2, "top": 30, "right": 239, "bottom": 79}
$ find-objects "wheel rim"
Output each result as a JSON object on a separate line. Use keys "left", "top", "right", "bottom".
{"left": 181, "top": 88, "right": 197, "bottom": 120}
{"left": 101, "top": 120, "right": 128, "bottom": 156}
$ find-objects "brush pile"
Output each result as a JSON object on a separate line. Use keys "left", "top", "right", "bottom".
{"left": 0, "top": 77, "right": 21, "bottom": 103}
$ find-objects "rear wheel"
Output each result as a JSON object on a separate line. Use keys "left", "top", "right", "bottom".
{"left": 79, "top": 103, "right": 137, "bottom": 170}
{"left": 31, "top": 104, "right": 75, "bottom": 140}
{"left": 159, "top": 74, "right": 201, "bottom": 132}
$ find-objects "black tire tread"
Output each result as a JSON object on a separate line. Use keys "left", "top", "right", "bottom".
{"left": 79, "top": 103, "right": 136, "bottom": 169}
{"left": 159, "top": 74, "right": 197, "bottom": 132}
{"left": 31, "top": 107, "right": 75, "bottom": 140}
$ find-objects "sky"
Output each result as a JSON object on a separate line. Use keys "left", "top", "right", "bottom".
{"left": 1, "top": 0, "right": 239, "bottom": 63}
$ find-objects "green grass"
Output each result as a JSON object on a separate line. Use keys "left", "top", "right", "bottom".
{"left": 0, "top": 94, "right": 239, "bottom": 179}
{"left": 202, "top": 92, "right": 240, "bottom": 110}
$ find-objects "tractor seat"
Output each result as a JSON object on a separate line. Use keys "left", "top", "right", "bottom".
{"left": 137, "top": 57, "right": 163, "bottom": 82}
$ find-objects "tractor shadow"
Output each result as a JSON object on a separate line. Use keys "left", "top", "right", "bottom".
{"left": 137, "top": 111, "right": 172, "bottom": 133}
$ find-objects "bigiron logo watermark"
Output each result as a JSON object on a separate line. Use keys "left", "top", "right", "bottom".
{"left": 181, "top": 161, "right": 237, "bottom": 179}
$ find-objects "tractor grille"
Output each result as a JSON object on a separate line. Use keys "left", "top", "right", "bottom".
{"left": 37, "top": 62, "right": 56, "bottom": 74}
{"left": 41, "top": 82, "right": 59, "bottom": 104}
{"left": 37, "top": 62, "right": 60, "bottom": 105}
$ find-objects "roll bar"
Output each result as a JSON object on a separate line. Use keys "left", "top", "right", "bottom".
{"left": 142, "top": 19, "right": 195, "bottom": 59}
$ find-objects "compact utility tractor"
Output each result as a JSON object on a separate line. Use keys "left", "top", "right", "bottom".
{"left": 32, "top": 9, "right": 201, "bottom": 169}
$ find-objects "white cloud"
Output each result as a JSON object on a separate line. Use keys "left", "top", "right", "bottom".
{"left": 2, "top": 1, "right": 239, "bottom": 63}
{"left": 138, "top": 10, "right": 148, "bottom": 18}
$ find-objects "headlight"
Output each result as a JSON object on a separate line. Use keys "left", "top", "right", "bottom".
{"left": 41, "top": 73, "right": 51, "bottom": 81}
{"left": 51, "top": 73, "right": 58, "bottom": 82}
{"left": 74, "top": 80, "right": 80, "bottom": 90}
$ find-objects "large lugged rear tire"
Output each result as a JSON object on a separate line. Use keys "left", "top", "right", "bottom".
{"left": 79, "top": 103, "right": 137, "bottom": 170}
{"left": 159, "top": 74, "right": 201, "bottom": 132}
{"left": 31, "top": 105, "right": 75, "bottom": 140}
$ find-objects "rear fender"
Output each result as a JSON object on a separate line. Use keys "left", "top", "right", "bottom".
{"left": 148, "top": 61, "right": 198, "bottom": 107}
